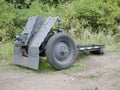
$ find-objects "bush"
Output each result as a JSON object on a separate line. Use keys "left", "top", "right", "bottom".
{"left": 0, "top": 0, "right": 120, "bottom": 42}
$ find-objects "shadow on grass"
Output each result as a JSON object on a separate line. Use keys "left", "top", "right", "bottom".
{"left": 77, "top": 51, "right": 90, "bottom": 59}
{"left": 36, "top": 54, "right": 88, "bottom": 74}
{"left": 37, "top": 57, "right": 56, "bottom": 73}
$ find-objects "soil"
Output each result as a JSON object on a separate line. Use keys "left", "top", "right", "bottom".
{"left": 0, "top": 52, "right": 120, "bottom": 90}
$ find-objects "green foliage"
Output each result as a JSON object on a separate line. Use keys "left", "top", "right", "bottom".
{"left": 5, "top": 0, "right": 33, "bottom": 9}
{"left": 60, "top": 0, "right": 120, "bottom": 34}
{"left": 0, "top": 0, "right": 120, "bottom": 41}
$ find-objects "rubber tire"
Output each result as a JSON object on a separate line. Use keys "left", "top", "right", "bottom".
{"left": 45, "top": 33, "right": 77, "bottom": 70}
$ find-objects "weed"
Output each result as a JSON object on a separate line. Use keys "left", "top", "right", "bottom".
{"left": 74, "top": 74, "right": 98, "bottom": 79}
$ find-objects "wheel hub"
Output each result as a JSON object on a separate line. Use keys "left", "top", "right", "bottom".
{"left": 54, "top": 42, "right": 69, "bottom": 61}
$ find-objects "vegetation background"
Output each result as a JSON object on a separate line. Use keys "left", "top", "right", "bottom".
{"left": 0, "top": 0, "right": 120, "bottom": 70}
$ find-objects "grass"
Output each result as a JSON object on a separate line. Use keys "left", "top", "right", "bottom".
{"left": 0, "top": 41, "right": 13, "bottom": 66}
{"left": 105, "top": 42, "right": 120, "bottom": 52}
{"left": 36, "top": 57, "right": 86, "bottom": 74}
{"left": 74, "top": 74, "right": 98, "bottom": 79}
{"left": 59, "top": 60, "right": 86, "bottom": 74}
{"left": 38, "top": 57, "right": 56, "bottom": 73}
{"left": 0, "top": 41, "right": 86, "bottom": 74}
{"left": 76, "top": 32, "right": 116, "bottom": 46}
{"left": 75, "top": 32, "right": 120, "bottom": 53}
{"left": 0, "top": 33, "right": 120, "bottom": 73}
{"left": 115, "top": 69, "right": 120, "bottom": 73}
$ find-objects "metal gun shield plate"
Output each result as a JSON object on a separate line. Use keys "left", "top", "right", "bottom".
{"left": 13, "top": 16, "right": 61, "bottom": 69}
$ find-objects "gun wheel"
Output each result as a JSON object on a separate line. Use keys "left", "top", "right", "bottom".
{"left": 45, "top": 33, "right": 77, "bottom": 70}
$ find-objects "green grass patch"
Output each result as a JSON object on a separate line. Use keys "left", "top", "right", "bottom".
{"left": 37, "top": 57, "right": 56, "bottom": 73}
{"left": 77, "top": 52, "right": 90, "bottom": 59}
{"left": 105, "top": 42, "right": 120, "bottom": 52}
{"left": 0, "top": 39, "right": 120, "bottom": 74}
{"left": 59, "top": 61, "right": 86, "bottom": 74}
{"left": 0, "top": 41, "right": 13, "bottom": 65}
{"left": 74, "top": 74, "right": 98, "bottom": 79}
{"left": 36, "top": 57, "right": 86, "bottom": 74}
{"left": 0, "top": 41, "right": 86, "bottom": 73}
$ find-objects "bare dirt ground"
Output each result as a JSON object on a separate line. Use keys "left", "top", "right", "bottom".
{"left": 0, "top": 52, "right": 120, "bottom": 90}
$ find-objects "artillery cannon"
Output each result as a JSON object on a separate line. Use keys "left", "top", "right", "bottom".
{"left": 13, "top": 16, "right": 104, "bottom": 70}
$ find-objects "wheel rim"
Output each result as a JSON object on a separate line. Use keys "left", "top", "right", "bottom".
{"left": 53, "top": 41, "right": 70, "bottom": 62}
